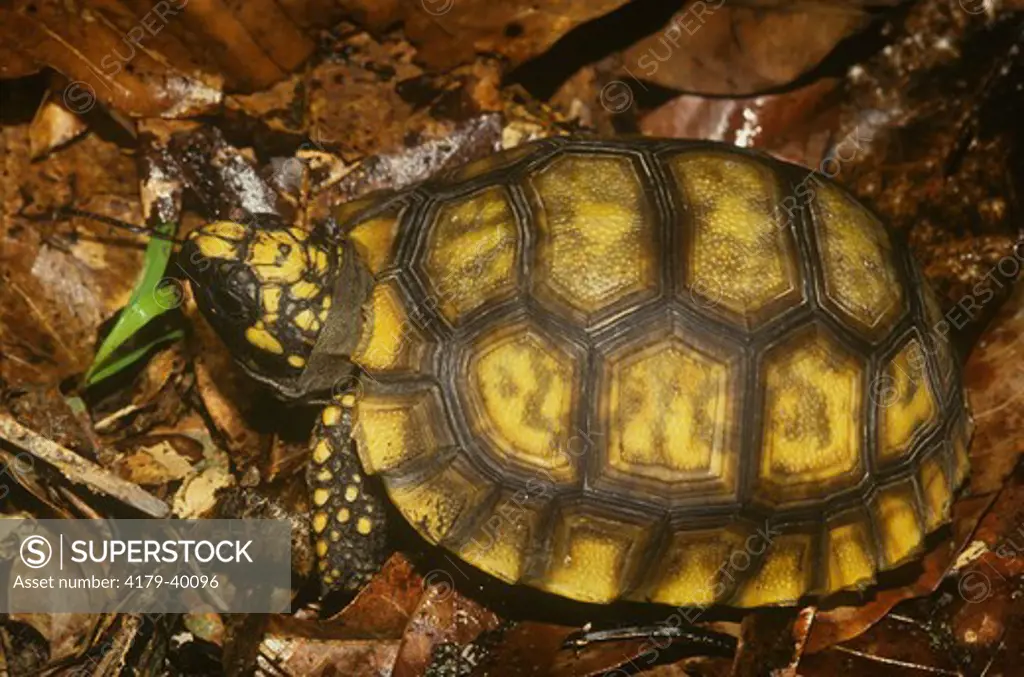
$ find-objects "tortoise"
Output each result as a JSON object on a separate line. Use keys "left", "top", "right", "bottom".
{"left": 180, "top": 136, "right": 972, "bottom": 609}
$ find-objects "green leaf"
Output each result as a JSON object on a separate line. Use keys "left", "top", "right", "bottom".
{"left": 85, "top": 221, "right": 184, "bottom": 386}
{"left": 86, "top": 330, "right": 185, "bottom": 385}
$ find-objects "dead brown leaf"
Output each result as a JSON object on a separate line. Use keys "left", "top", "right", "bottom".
{"left": 619, "top": 4, "right": 868, "bottom": 96}
{"left": 964, "top": 283, "right": 1024, "bottom": 495}
{"left": 639, "top": 78, "right": 842, "bottom": 166}
{"left": 335, "top": 0, "right": 633, "bottom": 71}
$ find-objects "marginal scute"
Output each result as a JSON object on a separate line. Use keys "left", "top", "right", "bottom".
{"left": 528, "top": 153, "right": 658, "bottom": 321}
{"left": 668, "top": 152, "right": 802, "bottom": 327}
{"left": 951, "top": 413, "right": 973, "bottom": 488}
{"left": 353, "top": 386, "right": 451, "bottom": 476}
{"left": 537, "top": 511, "right": 650, "bottom": 604}
{"left": 643, "top": 525, "right": 748, "bottom": 606}
{"left": 920, "top": 282, "right": 957, "bottom": 395}
{"left": 734, "top": 531, "right": 815, "bottom": 607}
{"left": 919, "top": 451, "right": 952, "bottom": 531}
{"left": 757, "top": 326, "right": 864, "bottom": 505}
{"left": 456, "top": 490, "right": 546, "bottom": 584}
{"left": 347, "top": 208, "right": 403, "bottom": 275}
{"left": 598, "top": 324, "right": 741, "bottom": 502}
{"left": 447, "top": 143, "right": 537, "bottom": 182}
{"left": 813, "top": 183, "right": 905, "bottom": 337}
{"left": 387, "top": 459, "right": 495, "bottom": 544}
{"left": 825, "top": 510, "right": 877, "bottom": 594}
{"left": 872, "top": 481, "right": 925, "bottom": 567}
{"left": 464, "top": 322, "right": 580, "bottom": 484}
{"left": 422, "top": 186, "right": 519, "bottom": 323}
{"left": 877, "top": 336, "right": 940, "bottom": 465}
{"left": 352, "top": 280, "right": 429, "bottom": 373}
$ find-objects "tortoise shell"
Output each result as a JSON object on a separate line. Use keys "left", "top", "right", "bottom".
{"left": 339, "top": 137, "right": 971, "bottom": 607}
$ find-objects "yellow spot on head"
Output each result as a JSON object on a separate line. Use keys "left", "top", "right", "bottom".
{"left": 357, "top": 517, "right": 373, "bottom": 535}
{"left": 291, "top": 280, "right": 320, "bottom": 299}
{"left": 352, "top": 473, "right": 361, "bottom": 483}
{"left": 340, "top": 393, "right": 357, "bottom": 408}
{"left": 337, "top": 508, "right": 351, "bottom": 523}
{"left": 205, "top": 221, "right": 248, "bottom": 240}
{"left": 313, "top": 488, "right": 330, "bottom": 506}
{"left": 311, "top": 248, "right": 329, "bottom": 274}
{"left": 294, "top": 309, "right": 320, "bottom": 332}
{"left": 312, "top": 440, "right": 331, "bottom": 465}
{"left": 262, "top": 286, "right": 282, "bottom": 314}
{"left": 344, "top": 486, "right": 359, "bottom": 502}
{"left": 331, "top": 568, "right": 341, "bottom": 577}
{"left": 288, "top": 355, "right": 306, "bottom": 368}
{"left": 312, "top": 512, "right": 328, "bottom": 533}
{"left": 245, "top": 325, "right": 284, "bottom": 354}
{"left": 247, "top": 230, "right": 308, "bottom": 284}
{"left": 330, "top": 530, "right": 341, "bottom": 542}
{"left": 316, "top": 540, "right": 328, "bottom": 557}
{"left": 322, "top": 406, "right": 342, "bottom": 426}
{"left": 194, "top": 235, "right": 237, "bottom": 260}
{"left": 316, "top": 468, "right": 332, "bottom": 482}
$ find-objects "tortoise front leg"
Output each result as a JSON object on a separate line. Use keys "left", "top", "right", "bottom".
{"left": 307, "top": 396, "right": 389, "bottom": 594}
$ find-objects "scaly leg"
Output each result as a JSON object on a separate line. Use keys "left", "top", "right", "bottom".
{"left": 306, "top": 396, "right": 388, "bottom": 594}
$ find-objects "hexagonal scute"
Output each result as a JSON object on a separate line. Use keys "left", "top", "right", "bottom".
{"left": 526, "top": 153, "right": 659, "bottom": 323}
{"left": 666, "top": 151, "right": 803, "bottom": 328}
{"left": 812, "top": 183, "right": 906, "bottom": 339}
{"left": 756, "top": 325, "right": 865, "bottom": 506}
{"left": 595, "top": 322, "right": 743, "bottom": 504}
{"left": 875, "top": 334, "right": 940, "bottom": 467}
{"left": 462, "top": 321, "right": 582, "bottom": 485}
{"left": 422, "top": 186, "right": 520, "bottom": 324}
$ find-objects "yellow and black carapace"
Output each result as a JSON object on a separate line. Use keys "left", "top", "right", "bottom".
{"left": 183, "top": 137, "right": 971, "bottom": 607}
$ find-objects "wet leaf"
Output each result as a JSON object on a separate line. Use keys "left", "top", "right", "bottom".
{"left": 805, "top": 492, "right": 994, "bottom": 654}
{"left": 639, "top": 78, "right": 842, "bottom": 166}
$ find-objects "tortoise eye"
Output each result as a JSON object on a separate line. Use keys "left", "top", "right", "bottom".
{"left": 217, "top": 288, "right": 251, "bottom": 323}
{"left": 209, "top": 263, "right": 258, "bottom": 324}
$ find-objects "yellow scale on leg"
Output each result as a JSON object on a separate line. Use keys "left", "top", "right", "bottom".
{"left": 306, "top": 393, "right": 389, "bottom": 593}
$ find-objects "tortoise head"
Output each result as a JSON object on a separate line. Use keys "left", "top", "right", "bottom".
{"left": 180, "top": 220, "right": 339, "bottom": 383}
